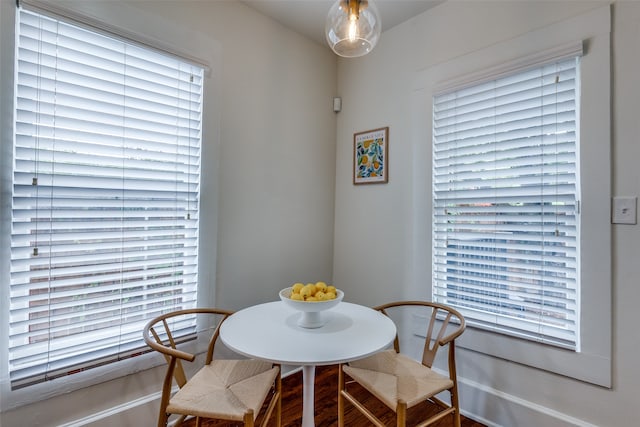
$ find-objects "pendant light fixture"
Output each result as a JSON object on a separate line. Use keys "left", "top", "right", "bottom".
{"left": 325, "top": 0, "right": 382, "bottom": 58}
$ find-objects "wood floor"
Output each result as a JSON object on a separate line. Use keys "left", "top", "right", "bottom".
{"left": 181, "top": 364, "right": 486, "bottom": 427}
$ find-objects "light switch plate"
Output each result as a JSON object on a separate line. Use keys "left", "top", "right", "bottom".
{"left": 612, "top": 196, "right": 637, "bottom": 224}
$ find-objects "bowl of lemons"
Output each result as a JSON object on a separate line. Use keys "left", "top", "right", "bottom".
{"left": 279, "top": 282, "right": 344, "bottom": 328}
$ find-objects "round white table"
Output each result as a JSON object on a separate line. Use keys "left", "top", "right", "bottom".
{"left": 219, "top": 301, "right": 396, "bottom": 427}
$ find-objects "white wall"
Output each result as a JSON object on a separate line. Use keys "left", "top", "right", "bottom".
{"left": 333, "top": 1, "right": 639, "bottom": 426}
{"left": 0, "top": 0, "right": 336, "bottom": 425}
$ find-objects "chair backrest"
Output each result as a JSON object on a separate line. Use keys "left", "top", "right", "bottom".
{"left": 374, "top": 301, "right": 465, "bottom": 368}
{"left": 143, "top": 308, "right": 234, "bottom": 388}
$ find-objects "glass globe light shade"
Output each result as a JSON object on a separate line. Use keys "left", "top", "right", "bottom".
{"left": 325, "top": 0, "right": 382, "bottom": 58}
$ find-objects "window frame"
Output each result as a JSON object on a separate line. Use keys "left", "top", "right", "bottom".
{"left": 0, "top": 0, "right": 216, "bottom": 410}
{"left": 417, "top": 5, "right": 611, "bottom": 387}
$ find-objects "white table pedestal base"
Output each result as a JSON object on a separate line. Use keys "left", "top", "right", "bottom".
{"left": 302, "top": 365, "right": 316, "bottom": 427}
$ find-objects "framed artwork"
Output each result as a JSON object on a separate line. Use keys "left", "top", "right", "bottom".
{"left": 353, "top": 127, "right": 389, "bottom": 185}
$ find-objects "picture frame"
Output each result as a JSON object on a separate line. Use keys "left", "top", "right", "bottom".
{"left": 353, "top": 127, "right": 389, "bottom": 185}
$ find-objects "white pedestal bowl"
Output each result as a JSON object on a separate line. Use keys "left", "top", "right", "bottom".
{"left": 279, "top": 287, "right": 344, "bottom": 328}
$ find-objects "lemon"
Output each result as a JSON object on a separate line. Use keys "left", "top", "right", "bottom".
{"left": 292, "top": 283, "right": 304, "bottom": 294}
{"left": 306, "top": 296, "right": 318, "bottom": 302}
{"left": 325, "top": 291, "right": 336, "bottom": 300}
{"left": 300, "top": 285, "right": 314, "bottom": 299}
{"left": 326, "top": 285, "right": 337, "bottom": 294}
{"left": 290, "top": 293, "right": 303, "bottom": 301}
{"left": 315, "top": 281, "right": 327, "bottom": 292}
{"left": 315, "top": 291, "right": 327, "bottom": 301}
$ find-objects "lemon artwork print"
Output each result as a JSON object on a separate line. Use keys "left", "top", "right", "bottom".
{"left": 357, "top": 138, "right": 383, "bottom": 178}
{"left": 354, "top": 127, "right": 388, "bottom": 185}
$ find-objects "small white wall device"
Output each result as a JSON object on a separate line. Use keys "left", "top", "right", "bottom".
{"left": 333, "top": 97, "right": 342, "bottom": 113}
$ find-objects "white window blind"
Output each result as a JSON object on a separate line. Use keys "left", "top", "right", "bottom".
{"left": 432, "top": 55, "right": 581, "bottom": 349}
{"left": 10, "top": 8, "right": 203, "bottom": 388}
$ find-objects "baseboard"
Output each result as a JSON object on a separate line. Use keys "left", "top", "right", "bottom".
{"left": 456, "top": 374, "right": 601, "bottom": 427}
{"left": 56, "top": 390, "right": 162, "bottom": 427}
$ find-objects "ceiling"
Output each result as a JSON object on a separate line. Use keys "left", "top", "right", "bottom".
{"left": 241, "top": 0, "right": 443, "bottom": 47}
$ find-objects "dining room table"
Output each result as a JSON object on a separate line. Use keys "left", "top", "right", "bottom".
{"left": 219, "top": 299, "right": 397, "bottom": 427}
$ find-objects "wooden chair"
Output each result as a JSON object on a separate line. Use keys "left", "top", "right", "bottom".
{"left": 338, "top": 301, "right": 466, "bottom": 427}
{"left": 143, "top": 308, "right": 282, "bottom": 427}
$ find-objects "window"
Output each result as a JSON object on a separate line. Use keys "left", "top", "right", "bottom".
{"left": 432, "top": 50, "right": 581, "bottom": 349}
{"left": 10, "top": 8, "right": 203, "bottom": 389}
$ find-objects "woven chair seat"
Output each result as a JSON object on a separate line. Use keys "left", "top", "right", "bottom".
{"left": 168, "top": 359, "right": 279, "bottom": 421}
{"left": 143, "top": 308, "right": 281, "bottom": 427}
{"left": 345, "top": 349, "right": 453, "bottom": 410}
{"left": 338, "top": 301, "right": 465, "bottom": 427}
